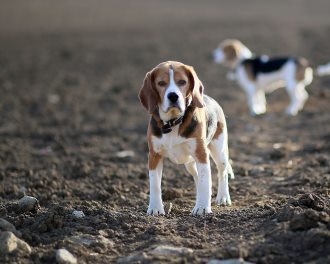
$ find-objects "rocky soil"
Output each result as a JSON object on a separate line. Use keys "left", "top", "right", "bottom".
{"left": 0, "top": 1, "right": 329, "bottom": 263}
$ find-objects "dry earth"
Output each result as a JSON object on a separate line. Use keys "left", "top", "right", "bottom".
{"left": 0, "top": 1, "right": 329, "bottom": 263}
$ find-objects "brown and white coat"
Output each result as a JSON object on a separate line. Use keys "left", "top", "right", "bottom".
{"left": 213, "top": 39, "right": 315, "bottom": 116}
{"left": 139, "top": 61, "right": 234, "bottom": 216}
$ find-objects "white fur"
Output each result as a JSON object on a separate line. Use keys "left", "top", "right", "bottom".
{"left": 316, "top": 62, "right": 330, "bottom": 76}
{"left": 148, "top": 121, "right": 233, "bottom": 216}
{"left": 159, "top": 69, "right": 186, "bottom": 122}
{"left": 213, "top": 44, "right": 312, "bottom": 116}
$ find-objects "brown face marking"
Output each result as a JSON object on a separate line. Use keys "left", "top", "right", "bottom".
{"left": 153, "top": 62, "right": 191, "bottom": 107}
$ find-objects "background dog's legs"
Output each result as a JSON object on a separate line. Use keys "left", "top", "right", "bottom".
{"left": 241, "top": 82, "right": 265, "bottom": 115}
{"left": 147, "top": 158, "right": 165, "bottom": 215}
{"left": 209, "top": 134, "right": 232, "bottom": 206}
{"left": 285, "top": 81, "right": 308, "bottom": 115}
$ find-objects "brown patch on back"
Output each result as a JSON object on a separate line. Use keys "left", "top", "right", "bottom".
{"left": 242, "top": 62, "right": 256, "bottom": 81}
{"left": 295, "top": 57, "right": 309, "bottom": 82}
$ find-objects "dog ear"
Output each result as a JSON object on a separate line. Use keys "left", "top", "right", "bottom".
{"left": 185, "top": 65, "right": 204, "bottom": 108}
{"left": 138, "top": 70, "right": 159, "bottom": 114}
{"left": 223, "top": 44, "right": 238, "bottom": 62}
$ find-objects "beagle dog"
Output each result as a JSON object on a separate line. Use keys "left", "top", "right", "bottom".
{"left": 139, "top": 61, "right": 234, "bottom": 216}
{"left": 213, "top": 39, "right": 314, "bottom": 116}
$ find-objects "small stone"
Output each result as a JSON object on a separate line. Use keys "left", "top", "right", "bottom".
{"left": 208, "top": 258, "right": 254, "bottom": 264}
{"left": 0, "top": 218, "right": 17, "bottom": 233}
{"left": 72, "top": 210, "right": 85, "bottom": 219}
{"left": 115, "top": 150, "right": 135, "bottom": 158}
{"left": 56, "top": 248, "right": 77, "bottom": 264}
{"left": 18, "top": 195, "right": 40, "bottom": 213}
{"left": 0, "top": 231, "right": 17, "bottom": 255}
{"left": 0, "top": 231, "right": 31, "bottom": 256}
{"left": 151, "top": 245, "right": 193, "bottom": 255}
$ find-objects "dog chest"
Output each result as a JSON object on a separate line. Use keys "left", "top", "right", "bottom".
{"left": 152, "top": 127, "right": 195, "bottom": 164}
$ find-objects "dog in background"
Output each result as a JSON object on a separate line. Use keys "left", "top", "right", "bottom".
{"left": 213, "top": 39, "right": 330, "bottom": 116}
{"left": 139, "top": 61, "right": 234, "bottom": 216}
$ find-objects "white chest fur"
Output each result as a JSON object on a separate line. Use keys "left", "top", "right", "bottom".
{"left": 152, "top": 126, "right": 196, "bottom": 164}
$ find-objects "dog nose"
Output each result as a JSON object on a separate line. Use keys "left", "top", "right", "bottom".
{"left": 168, "top": 92, "right": 179, "bottom": 103}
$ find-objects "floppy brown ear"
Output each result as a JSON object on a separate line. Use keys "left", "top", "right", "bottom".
{"left": 138, "top": 70, "right": 159, "bottom": 114}
{"left": 223, "top": 44, "right": 238, "bottom": 62}
{"left": 185, "top": 65, "right": 204, "bottom": 108}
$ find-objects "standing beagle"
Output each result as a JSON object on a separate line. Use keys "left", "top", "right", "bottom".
{"left": 213, "top": 39, "right": 330, "bottom": 116}
{"left": 139, "top": 61, "right": 234, "bottom": 216}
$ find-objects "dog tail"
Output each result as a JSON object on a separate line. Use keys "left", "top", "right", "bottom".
{"left": 226, "top": 161, "right": 235, "bottom": 180}
{"left": 315, "top": 62, "right": 330, "bottom": 77}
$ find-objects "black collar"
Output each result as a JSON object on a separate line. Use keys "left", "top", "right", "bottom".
{"left": 162, "top": 116, "right": 184, "bottom": 134}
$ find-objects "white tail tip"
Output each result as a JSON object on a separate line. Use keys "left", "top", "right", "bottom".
{"left": 316, "top": 62, "right": 330, "bottom": 76}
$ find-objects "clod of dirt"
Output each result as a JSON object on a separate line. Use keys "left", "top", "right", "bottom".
{"left": 18, "top": 196, "right": 40, "bottom": 213}
{"left": 269, "top": 149, "right": 286, "bottom": 160}
{"left": 289, "top": 209, "right": 329, "bottom": 231}
{"left": 162, "top": 188, "right": 183, "bottom": 201}
{"left": 0, "top": 231, "right": 31, "bottom": 256}
{"left": 55, "top": 248, "right": 77, "bottom": 264}
{"left": 296, "top": 193, "right": 326, "bottom": 211}
{"left": 223, "top": 246, "right": 249, "bottom": 259}
{"left": 275, "top": 204, "right": 300, "bottom": 222}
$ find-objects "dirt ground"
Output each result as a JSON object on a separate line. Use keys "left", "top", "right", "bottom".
{"left": 0, "top": 1, "right": 330, "bottom": 263}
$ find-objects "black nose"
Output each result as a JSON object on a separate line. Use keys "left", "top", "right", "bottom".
{"left": 168, "top": 92, "right": 179, "bottom": 103}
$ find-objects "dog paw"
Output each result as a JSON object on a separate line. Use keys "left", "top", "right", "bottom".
{"left": 147, "top": 205, "right": 165, "bottom": 216}
{"left": 215, "top": 195, "right": 232, "bottom": 206}
{"left": 191, "top": 205, "right": 212, "bottom": 216}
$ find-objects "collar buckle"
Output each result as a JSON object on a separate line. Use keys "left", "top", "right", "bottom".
{"left": 162, "top": 116, "right": 183, "bottom": 134}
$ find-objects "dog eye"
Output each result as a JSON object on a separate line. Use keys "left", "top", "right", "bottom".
{"left": 157, "top": 81, "right": 167, "bottom": 87}
{"left": 178, "top": 80, "right": 186, "bottom": 86}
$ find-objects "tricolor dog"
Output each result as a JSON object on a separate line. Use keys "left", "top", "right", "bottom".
{"left": 213, "top": 39, "right": 330, "bottom": 116}
{"left": 139, "top": 61, "right": 234, "bottom": 216}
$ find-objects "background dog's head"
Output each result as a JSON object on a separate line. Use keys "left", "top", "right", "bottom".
{"left": 213, "top": 39, "right": 252, "bottom": 69}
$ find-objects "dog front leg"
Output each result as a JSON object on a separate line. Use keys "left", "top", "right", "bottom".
{"left": 147, "top": 152, "right": 165, "bottom": 215}
{"left": 191, "top": 161, "right": 212, "bottom": 216}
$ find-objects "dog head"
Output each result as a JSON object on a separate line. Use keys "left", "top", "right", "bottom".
{"left": 139, "top": 61, "right": 204, "bottom": 121}
{"left": 213, "top": 39, "right": 252, "bottom": 68}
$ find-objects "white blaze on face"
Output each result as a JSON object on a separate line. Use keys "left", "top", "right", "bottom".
{"left": 213, "top": 48, "right": 225, "bottom": 64}
{"left": 161, "top": 68, "right": 185, "bottom": 115}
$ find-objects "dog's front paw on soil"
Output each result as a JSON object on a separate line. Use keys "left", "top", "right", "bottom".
{"left": 191, "top": 205, "right": 212, "bottom": 216}
{"left": 147, "top": 205, "right": 165, "bottom": 216}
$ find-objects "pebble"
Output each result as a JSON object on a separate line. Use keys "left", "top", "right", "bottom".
{"left": 0, "top": 218, "right": 17, "bottom": 233}
{"left": 72, "top": 210, "right": 85, "bottom": 219}
{"left": 151, "top": 245, "right": 193, "bottom": 255}
{"left": 208, "top": 258, "right": 254, "bottom": 264}
{"left": 67, "top": 234, "right": 114, "bottom": 248}
{"left": 18, "top": 195, "right": 40, "bottom": 213}
{"left": 0, "top": 231, "right": 31, "bottom": 256}
{"left": 115, "top": 150, "right": 135, "bottom": 158}
{"left": 56, "top": 248, "right": 77, "bottom": 264}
